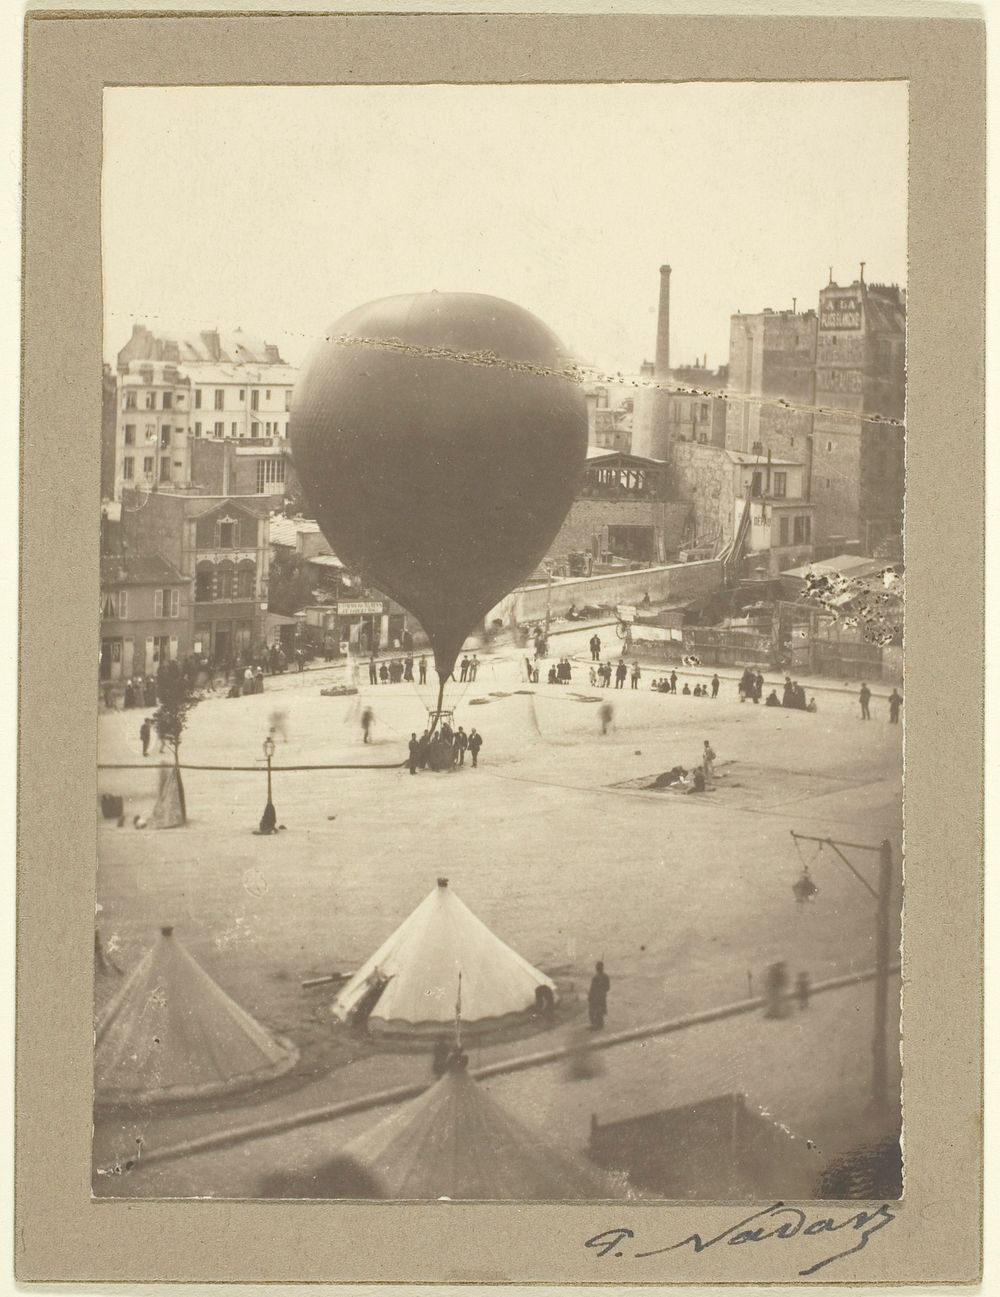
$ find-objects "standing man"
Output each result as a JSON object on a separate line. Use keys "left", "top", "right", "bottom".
{"left": 407, "top": 732, "right": 420, "bottom": 774}
{"left": 589, "top": 633, "right": 601, "bottom": 662}
{"left": 615, "top": 660, "right": 628, "bottom": 690}
{"left": 711, "top": 673, "right": 720, "bottom": 699}
{"left": 888, "top": 688, "right": 902, "bottom": 723}
{"left": 859, "top": 682, "right": 872, "bottom": 720}
{"left": 468, "top": 729, "right": 483, "bottom": 768}
{"left": 669, "top": 669, "right": 678, "bottom": 694}
{"left": 754, "top": 671, "right": 765, "bottom": 703}
{"left": 139, "top": 717, "right": 151, "bottom": 757}
{"left": 588, "top": 961, "right": 611, "bottom": 1030}
{"left": 630, "top": 661, "right": 641, "bottom": 690}
{"left": 455, "top": 726, "right": 469, "bottom": 764}
{"left": 418, "top": 655, "right": 427, "bottom": 685}
{"left": 459, "top": 655, "right": 470, "bottom": 682}
{"left": 702, "top": 740, "right": 716, "bottom": 781}
{"left": 404, "top": 656, "right": 414, "bottom": 683}
{"left": 469, "top": 655, "right": 479, "bottom": 682}
{"left": 361, "top": 707, "right": 374, "bottom": 744}
{"left": 369, "top": 656, "right": 378, "bottom": 686}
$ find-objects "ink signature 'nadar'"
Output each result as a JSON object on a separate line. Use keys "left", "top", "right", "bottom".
{"left": 584, "top": 1201, "right": 896, "bottom": 1277}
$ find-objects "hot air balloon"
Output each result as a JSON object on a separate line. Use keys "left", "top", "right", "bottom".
{"left": 290, "top": 292, "right": 589, "bottom": 723}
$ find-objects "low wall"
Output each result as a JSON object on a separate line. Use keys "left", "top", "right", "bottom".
{"left": 490, "top": 559, "right": 724, "bottom": 625}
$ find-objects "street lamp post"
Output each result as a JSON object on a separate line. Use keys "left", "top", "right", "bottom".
{"left": 259, "top": 734, "right": 277, "bottom": 834}
{"left": 789, "top": 831, "right": 896, "bottom": 1111}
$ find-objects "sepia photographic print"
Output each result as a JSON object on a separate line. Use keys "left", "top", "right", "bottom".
{"left": 93, "top": 80, "right": 908, "bottom": 1210}
{"left": 15, "top": 10, "right": 985, "bottom": 1287}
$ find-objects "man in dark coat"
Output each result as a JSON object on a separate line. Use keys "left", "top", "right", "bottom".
{"left": 417, "top": 729, "right": 430, "bottom": 769}
{"left": 669, "top": 670, "right": 678, "bottom": 694}
{"left": 782, "top": 676, "right": 795, "bottom": 708}
{"left": 418, "top": 656, "right": 427, "bottom": 684}
{"left": 459, "top": 655, "right": 470, "bottom": 682}
{"left": 615, "top": 661, "right": 628, "bottom": 689}
{"left": 468, "top": 729, "right": 483, "bottom": 767}
{"left": 589, "top": 633, "right": 601, "bottom": 662}
{"left": 859, "top": 682, "right": 872, "bottom": 720}
{"left": 711, "top": 673, "right": 720, "bottom": 699}
{"left": 408, "top": 732, "right": 420, "bottom": 774}
{"left": 369, "top": 656, "right": 378, "bottom": 685}
{"left": 888, "top": 688, "right": 902, "bottom": 723}
{"left": 455, "top": 727, "right": 469, "bottom": 764}
{"left": 588, "top": 961, "right": 611, "bottom": 1029}
{"left": 139, "top": 718, "right": 151, "bottom": 757}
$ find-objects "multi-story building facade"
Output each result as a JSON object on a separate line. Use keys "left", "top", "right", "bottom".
{"left": 725, "top": 307, "right": 818, "bottom": 465}
{"left": 111, "top": 325, "right": 297, "bottom": 500}
{"left": 101, "top": 364, "right": 118, "bottom": 502}
{"left": 120, "top": 489, "right": 272, "bottom": 664}
{"left": 99, "top": 553, "right": 190, "bottom": 681}
{"left": 810, "top": 276, "right": 906, "bottom": 552}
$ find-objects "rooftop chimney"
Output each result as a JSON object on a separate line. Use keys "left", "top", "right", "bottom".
{"left": 655, "top": 265, "right": 671, "bottom": 379}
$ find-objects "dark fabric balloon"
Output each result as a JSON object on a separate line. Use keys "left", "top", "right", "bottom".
{"left": 290, "top": 292, "right": 588, "bottom": 681}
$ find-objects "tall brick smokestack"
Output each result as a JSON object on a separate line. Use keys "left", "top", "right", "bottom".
{"left": 655, "top": 265, "right": 671, "bottom": 378}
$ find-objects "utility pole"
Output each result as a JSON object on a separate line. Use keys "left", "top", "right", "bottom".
{"left": 789, "top": 832, "right": 896, "bottom": 1111}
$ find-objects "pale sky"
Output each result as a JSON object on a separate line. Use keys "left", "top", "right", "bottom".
{"left": 103, "top": 83, "right": 907, "bottom": 375}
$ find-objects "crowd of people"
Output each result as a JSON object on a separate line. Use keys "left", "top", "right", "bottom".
{"left": 405, "top": 721, "right": 484, "bottom": 773}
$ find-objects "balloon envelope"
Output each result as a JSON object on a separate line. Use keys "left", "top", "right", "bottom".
{"left": 290, "top": 292, "right": 588, "bottom": 677}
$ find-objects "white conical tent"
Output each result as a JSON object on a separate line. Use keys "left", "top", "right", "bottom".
{"left": 94, "top": 927, "right": 299, "bottom": 1106}
{"left": 284, "top": 1061, "right": 629, "bottom": 1200}
{"left": 331, "top": 879, "right": 556, "bottom": 1036}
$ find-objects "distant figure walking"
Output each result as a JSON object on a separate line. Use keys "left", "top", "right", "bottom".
{"left": 588, "top": 961, "right": 611, "bottom": 1029}
{"left": 408, "top": 732, "right": 419, "bottom": 774}
{"left": 711, "top": 673, "right": 720, "bottom": 699}
{"left": 361, "top": 707, "right": 374, "bottom": 744}
{"left": 859, "top": 682, "right": 872, "bottom": 720}
{"left": 598, "top": 701, "right": 613, "bottom": 735}
{"left": 468, "top": 729, "right": 483, "bottom": 768}
{"left": 269, "top": 709, "right": 289, "bottom": 742}
{"left": 418, "top": 656, "right": 427, "bottom": 684}
{"left": 139, "top": 718, "right": 151, "bottom": 757}
{"left": 589, "top": 633, "right": 601, "bottom": 662}
{"left": 888, "top": 688, "right": 902, "bottom": 723}
{"left": 764, "top": 961, "right": 791, "bottom": 1019}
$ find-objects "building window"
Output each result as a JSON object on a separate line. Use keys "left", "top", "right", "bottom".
{"left": 162, "top": 391, "right": 173, "bottom": 410}
{"left": 216, "top": 561, "right": 235, "bottom": 599}
{"left": 143, "top": 456, "right": 154, "bottom": 476}
{"left": 700, "top": 403, "right": 709, "bottom": 422}
{"left": 214, "top": 389, "right": 225, "bottom": 410}
{"left": 217, "top": 520, "right": 236, "bottom": 548}
{"left": 266, "top": 389, "right": 271, "bottom": 400}
{"left": 214, "top": 421, "right": 224, "bottom": 436}
{"left": 194, "top": 422, "right": 202, "bottom": 436}
{"left": 826, "top": 478, "right": 831, "bottom": 489}
{"left": 773, "top": 471, "right": 787, "bottom": 498}
{"left": 122, "top": 456, "right": 134, "bottom": 480}
{"left": 145, "top": 423, "right": 156, "bottom": 440}
{"left": 159, "top": 456, "right": 171, "bottom": 482}
{"left": 256, "top": 458, "right": 286, "bottom": 492}
{"left": 195, "top": 389, "right": 202, "bottom": 409}
{"left": 237, "top": 561, "right": 256, "bottom": 598}
{"left": 154, "top": 588, "right": 180, "bottom": 617}
{"left": 239, "top": 389, "right": 245, "bottom": 400}
{"left": 793, "top": 515, "right": 811, "bottom": 543}
{"left": 123, "top": 424, "right": 136, "bottom": 445}
{"left": 124, "top": 391, "right": 137, "bottom": 409}
{"left": 251, "top": 390, "right": 260, "bottom": 410}
{"left": 140, "top": 367, "right": 153, "bottom": 384}
{"left": 779, "top": 516, "right": 789, "bottom": 545}
{"left": 827, "top": 441, "right": 833, "bottom": 451}
{"left": 232, "top": 422, "right": 238, "bottom": 436}
{"left": 160, "top": 426, "right": 170, "bottom": 447}
{"left": 101, "top": 589, "right": 128, "bottom": 619}
{"left": 285, "top": 389, "right": 292, "bottom": 410}
{"left": 196, "top": 564, "right": 214, "bottom": 602}
{"left": 145, "top": 392, "right": 156, "bottom": 409}
{"left": 790, "top": 436, "right": 795, "bottom": 448}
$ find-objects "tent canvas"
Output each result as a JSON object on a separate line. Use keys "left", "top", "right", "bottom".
{"left": 269, "top": 1061, "right": 629, "bottom": 1200}
{"left": 148, "top": 762, "right": 185, "bottom": 829}
{"left": 94, "top": 927, "right": 299, "bottom": 1107}
{"left": 331, "top": 878, "right": 555, "bottom": 1036}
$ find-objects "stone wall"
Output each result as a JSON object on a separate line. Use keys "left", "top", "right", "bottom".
{"left": 489, "top": 559, "right": 724, "bottom": 624}
{"left": 547, "top": 498, "right": 692, "bottom": 563}
{"left": 669, "top": 443, "right": 736, "bottom": 546}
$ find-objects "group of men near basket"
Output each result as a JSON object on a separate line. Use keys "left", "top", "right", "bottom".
{"left": 407, "top": 722, "right": 483, "bottom": 773}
